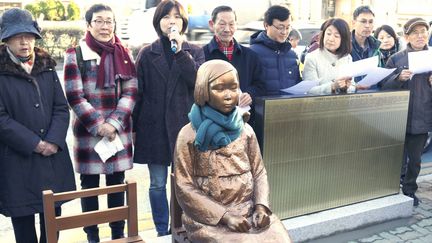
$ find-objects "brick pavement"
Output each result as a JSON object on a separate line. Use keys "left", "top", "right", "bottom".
{"left": 343, "top": 175, "right": 432, "bottom": 243}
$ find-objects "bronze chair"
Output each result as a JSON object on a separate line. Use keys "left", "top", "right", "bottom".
{"left": 170, "top": 173, "right": 191, "bottom": 243}
{"left": 42, "top": 180, "right": 144, "bottom": 243}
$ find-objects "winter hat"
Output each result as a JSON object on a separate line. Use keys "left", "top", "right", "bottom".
{"left": 403, "top": 17, "right": 429, "bottom": 35}
{"left": 0, "top": 8, "right": 42, "bottom": 42}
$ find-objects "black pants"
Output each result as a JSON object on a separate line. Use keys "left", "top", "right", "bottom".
{"left": 80, "top": 172, "right": 125, "bottom": 242}
{"left": 402, "top": 133, "right": 428, "bottom": 195}
{"left": 11, "top": 207, "right": 61, "bottom": 243}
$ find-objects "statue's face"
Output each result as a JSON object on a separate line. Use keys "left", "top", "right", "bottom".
{"left": 208, "top": 71, "right": 239, "bottom": 115}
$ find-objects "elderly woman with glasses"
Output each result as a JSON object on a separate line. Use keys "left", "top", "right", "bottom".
{"left": 63, "top": 4, "right": 137, "bottom": 242}
{"left": 249, "top": 5, "right": 301, "bottom": 96}
{"left": 0, "top": 8, "right": 76, "bottom": 243}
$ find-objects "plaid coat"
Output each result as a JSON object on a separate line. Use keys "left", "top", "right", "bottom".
{"left": 64, "top": 40, "right": 137, "bottom": 174}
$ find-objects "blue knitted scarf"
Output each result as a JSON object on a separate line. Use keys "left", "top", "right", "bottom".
{"left": 188, "top": 104, "right": 244, "bottom": 151}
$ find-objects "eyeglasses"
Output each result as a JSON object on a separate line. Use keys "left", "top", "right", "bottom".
{"left": 409, "top": 29, "right": 428, "bottom": 36}
{"left": 92, "top": 19, "right": 114, "bottom": 27}
{"left": 271, "top": 25, "right": 291, "bottom": 33}
{"left": 357, "top": 19, "right": 374, "bottom": 25}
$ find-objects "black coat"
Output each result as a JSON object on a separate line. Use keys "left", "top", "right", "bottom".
{"left": 0, "top": 45, "right": 76, "bottom": 217}
{"left": 133, "top": 39, "right": 205, "bottom": 165}
{"left": 380, "top": 44, "right": 432, "bottom": 135}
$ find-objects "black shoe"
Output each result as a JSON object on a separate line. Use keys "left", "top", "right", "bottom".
{"left": 157, "top": 231, "right": 170, "bottom": 237}
{"left": 405, "top": 193, "right": 420, "bottom": 207}
{"left": 112, "top": 234, "right": 124, "bottom": 240}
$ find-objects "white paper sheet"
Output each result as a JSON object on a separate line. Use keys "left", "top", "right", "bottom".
{"left": 280, "top": 81, "right": 319, "bottom": 95}
{"left": 357, "top": 68, "right": 396, "bottom": 87}
{"left": 237, "top": 105, "right": 251, "bottom": 116}
{"left": 408, "top": 50, "right": 432, "bottom": 74}
{"left": 338, "top": 56, "right": 379, "bottom": 77}
{"left": 94, "top": 134, "right": 125, "bottom": 163}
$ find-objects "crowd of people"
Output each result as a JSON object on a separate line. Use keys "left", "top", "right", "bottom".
{"left": 0, "top": 0, "right": 431, "bottom": 242}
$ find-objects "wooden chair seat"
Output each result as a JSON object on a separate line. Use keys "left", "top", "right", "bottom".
{"left": 43, "top": 180, "right": 144, "bottom": 243}
{"left": 170, "top": 173, "right": 191, "bottom": 243}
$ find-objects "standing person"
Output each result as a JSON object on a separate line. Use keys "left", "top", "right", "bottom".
{"left": 132, "top": 0, "right": 204, "bottom": 237}
{"left": 351, "top": 5, "right": 381, "bottom": 64}
{"left": 0, "top": 8, "right": 75, "bottom": 243}
{"left": 249, "top": 5, "right": 301, "bottom": 96}
{"left": 288, "top": 28, "right": 302, "bottom": 50}
{"left": 303, "top": 18, "right": 355, "bottom": 95}
{"left": 63, "top": 4, "right": 137, "bottom": 242}
{"left": 203, "top": 6, "right": 265, "bottom": 127}
{"left": 380, "top": 18, "right": 432, "bottom": 207}
{"left": 351, "top": 5, "right": 381, "bottom": 85}
{"left": 374, "top": 25, "right": 402, "bottom": 66}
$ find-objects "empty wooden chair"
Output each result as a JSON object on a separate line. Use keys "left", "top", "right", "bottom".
{"left": 43, "top": 180, "right": 144, "bottom": 243}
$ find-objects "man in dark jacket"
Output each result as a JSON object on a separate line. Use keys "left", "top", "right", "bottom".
{"left": 203, "top": 5, "right": 265, "bottom": 128}
{"left": 0, "top": 8, "right": 75, "bottom": 243}
{"left": 249, "top": 5, "right": 300, "bottom": 96}
{"left": 380, "top": 17, "right": 432, "bottom": 207}
{"left": 351, "top": 5, "right": 381, "bottom": 84}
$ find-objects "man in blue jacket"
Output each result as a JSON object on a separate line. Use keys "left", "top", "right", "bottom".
{"left": 249, "top": 5, "right": 301, "bottom": 96}
{"left": 351, "top": 5, "right": 381, "bottom": 84}
{"left": 203, "top": 5, "right": 265, "bottom": 128}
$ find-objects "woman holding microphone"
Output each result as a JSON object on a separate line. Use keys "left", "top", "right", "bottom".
{"left": 132, "top": 0, "right": 204, "bottom": 237}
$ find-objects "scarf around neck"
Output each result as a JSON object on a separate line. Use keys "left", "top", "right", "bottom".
{"left": 6, "top": 46, "right": 34, "bottom": 74}
{"left": 188, "top": 104, "right": 244, "bottom": 151}
{"left": 85, "top": 32, "right": 136, "bottom": 88}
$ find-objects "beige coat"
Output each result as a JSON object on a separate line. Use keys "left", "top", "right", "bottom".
{"left": 174, "top": 123, "right": 291, "bottom": 243}
{"left": 303, "top": 48, "right": 355, "bottom": 95}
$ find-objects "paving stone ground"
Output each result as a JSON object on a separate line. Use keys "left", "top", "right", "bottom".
{"left": 329, "top": 176, "right": 432, "bottom": 243}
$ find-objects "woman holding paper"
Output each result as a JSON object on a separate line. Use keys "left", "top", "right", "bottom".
{"left": 303, "top": 18, "right": 355, "bottom": 95}
{"left": 63, "top": 4, "right": 137, "bottom": 241}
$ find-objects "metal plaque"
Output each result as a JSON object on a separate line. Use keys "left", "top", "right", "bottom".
{"left": 255, "top": 91, "right": 410, "bottom": 219}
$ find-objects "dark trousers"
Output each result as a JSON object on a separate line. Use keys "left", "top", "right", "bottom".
{"left": 80, "top": 172, "right": 125, "bottom": 242}
{"left": 402, "top": 133, "right": 428, "bottom": 195}
{"left": 11, "top": 207, "right": 61, "bottom": 243}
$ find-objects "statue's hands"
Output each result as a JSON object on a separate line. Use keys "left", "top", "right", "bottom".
{"left": 221, "top": 212, "right": 251, "bottom": 232}
{"left": 253, "top": 204, "right": 270, "bottom": 229}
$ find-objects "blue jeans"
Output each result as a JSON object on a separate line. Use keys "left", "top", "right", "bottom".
{"left": 148, "top": 164, "right": 169, "bottom": 234}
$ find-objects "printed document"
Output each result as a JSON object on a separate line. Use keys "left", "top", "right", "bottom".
{"left": 280, "top": 81, "right": 319, "bottom": 94}
{"left": 94, "top": 135, "right": 125, "bottom": 163}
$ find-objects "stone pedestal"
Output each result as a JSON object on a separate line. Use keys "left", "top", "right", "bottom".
{"left": 282, "top": 194, "right": 413, "bottom": 242}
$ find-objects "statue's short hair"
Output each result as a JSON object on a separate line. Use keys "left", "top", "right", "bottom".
{"left": 194, "top": 60, "right": 239, "bottom": 106}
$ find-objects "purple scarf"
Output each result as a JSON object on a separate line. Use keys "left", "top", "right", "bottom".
{"left": 85, "top": 32, "right": 136, "bottom": 88}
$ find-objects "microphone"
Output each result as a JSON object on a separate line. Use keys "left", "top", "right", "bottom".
{"left": 170, "top": 26, "right": 178, "bottom": 53}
